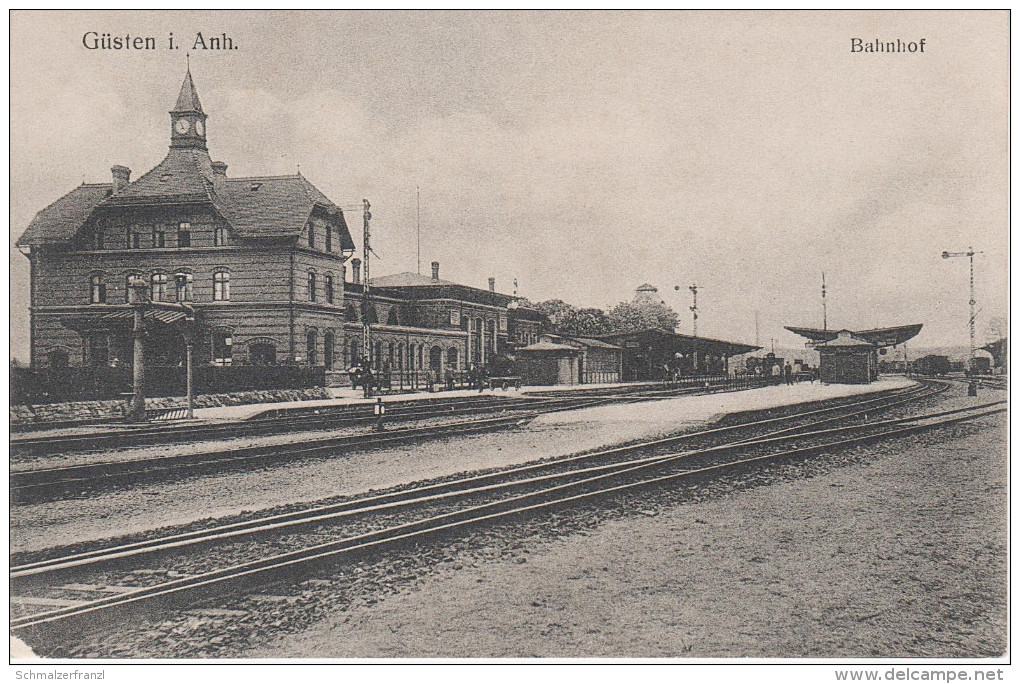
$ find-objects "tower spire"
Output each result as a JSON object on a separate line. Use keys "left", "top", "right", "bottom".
{"left": 169, "top": 66, "right": 208, "bottom": 149}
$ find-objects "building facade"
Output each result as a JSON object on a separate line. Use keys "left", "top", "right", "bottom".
{"left": 17, "top": 69, "right": 546, "bottom": 388}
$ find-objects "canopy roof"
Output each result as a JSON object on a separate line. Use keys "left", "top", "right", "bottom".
{"left": 597, "top": 327, "right": 760, "bottom": 357}
{"left": 785, "top": 324, "right": 922, "bottom": 348}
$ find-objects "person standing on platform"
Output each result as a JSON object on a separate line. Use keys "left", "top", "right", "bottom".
{"left": 784, "top": 362, "right": 793, "bottom": 385}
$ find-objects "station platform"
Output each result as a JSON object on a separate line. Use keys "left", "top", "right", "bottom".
{"left": 190, "top": 381, "right": 660, "bottom": 421}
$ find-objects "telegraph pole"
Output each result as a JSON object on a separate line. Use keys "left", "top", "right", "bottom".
{"left": 821, "top": 272, "right": 827, "bottom": 331}
{"left": 941, "top": 247, "right": 982, "bottom": 372}
{"left": 362, "top": 199, "right": 373, "bottom": 398}
{"left": 416, "top": 187, "right": 421, "bottom": 276}
{"left": 689, "top": 284, "right": 699, "bottom": 372}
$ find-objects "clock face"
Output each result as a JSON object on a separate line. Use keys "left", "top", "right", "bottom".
{"left": 175, "top": 118, "right": 190, "bottom": 134}
{"left": 195, "top": 119, "right": 205, "bottom": 136}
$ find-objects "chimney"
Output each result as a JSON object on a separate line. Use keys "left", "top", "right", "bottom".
{"left": 488, "top": 277, "right": 496, "bottom": 292}
{"left": 111, "top": 166, "right": 131, "bottom": 193}
{"left": 431, "top": 261, "right": 440, "bottom": 283}
{"left": 211, "top": 161, "right": 228, "bottom": 176}
{"left": 351, "top": 258, "right": 362, "bottom": 284}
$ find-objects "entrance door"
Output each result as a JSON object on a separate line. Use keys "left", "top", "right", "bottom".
{"left": 429, "top": 345, "right": 443, "bottom": 371}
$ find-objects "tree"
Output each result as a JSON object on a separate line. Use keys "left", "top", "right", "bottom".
{"left": 534, "top": 299, "right": 577, "bottom": 329}
{"left": 558, "top": 307, "right": 612, "bottom": 337}
{"left": 606, "top": 299, "right": 679, "bottom": 333}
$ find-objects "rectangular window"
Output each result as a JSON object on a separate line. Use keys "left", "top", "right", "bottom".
{"left": 178, "top": 222, "right": 191, "bottom": 248}
{"left": 307, "top": 221, "right": 316, "bottom": 249}
{"left": 325, "top": 275, "right": 334, "bottom": 304}
{"left": 90, "top": 276, "right": 106, "bottom": 304}
{"left": 325, "top": 224, "right": 332, "bottom": 253}
{"left": 93, "top": 229, "right": 104, "bottom": 250}
{"left": 151, "top": 274, "right": 167, "bottom": 302}
{"left": 213, "top": 331, "right": 233, "bottom": 367}
{"left": 308, "top": 272, "right": 317, "bottom": 302}
{"left": 153, "top": 225, "right": 166, "bottom": 248}
{"left": 214, "top": 225, "right": 228, "bottom": 247}
{"left": 213, "top": 272, "right": 230, "bottom": 301}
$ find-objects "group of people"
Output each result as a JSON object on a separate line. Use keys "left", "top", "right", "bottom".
{"left": 349, "top": 358, "right": 492, "bottom": 394}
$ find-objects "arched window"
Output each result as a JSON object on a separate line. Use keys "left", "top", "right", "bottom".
{"left": 364, "top": 304, "right": 379, "bottom": 325}
{"left": 408, "top": 343, "right": 416, "bottom": 370}
{"left": 429, "top": 346, "right": 443, "bottom": 371}
{"left": 213, "top": 270, "right": 230, "bottom": 301}
{"left": 324, "top": 331, "right": 335, "bottom": 371}
{"left": 90, "top": 274, "right": 106, "bottom": 304}
{"left": 306, "top": 329, "right": 318, "bottom": 365}
{"left": 174, "top": 272, "right": 193, "bottom": 302}
{"left": 345, "top": 302, "right": 359, "bottom": 322}
{"left": 325, "top": 275, "right": 334, "bottom": 304}
{"left": 418, "top": 345, "right": 424, "bottom": 370}
{"left": 488, "top": 319, "right": 497, "bottom": 355}
{"left": 387, "top": 307, "right": 400, "bottom": 326}
{"left": 373, "top": 341, "right": 382, "bottom": 369}
{"left": 151, "top": 273, "right": 168, "bottom": 302}
{"left": 325, "top": 223, "right": 333, "bottom": 253}
{"left": 307, "top": 221, "right": 316, "bottom": 249}
{"left": 308, "top": 271, "right": 317, "bottom": 302}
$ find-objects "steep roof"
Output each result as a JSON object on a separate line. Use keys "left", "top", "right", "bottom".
{"left": 18, "top": 69, "right": 353, "bottom": 248}
{"left": 17, "top": 184, "right": 112, "bottom": 246}
{"left": 173, "top": 69, "right": 203, "bottom": 113}
{"left": 17, "top": 161, "right": 353, "bottom": 246}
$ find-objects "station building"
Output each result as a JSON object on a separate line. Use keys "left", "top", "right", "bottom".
{"left": 16, "top": 69, "right": 546, "bottom": 391}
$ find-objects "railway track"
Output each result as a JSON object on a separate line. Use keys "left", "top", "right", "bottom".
{"left": 10, "top": 378, "right": 775, "bottom": 457}
{"left": 10, "top": 381, "right": 920, "bottom": 502}
{"left": 14, "top": 381, "right": 998, "bottom": 641}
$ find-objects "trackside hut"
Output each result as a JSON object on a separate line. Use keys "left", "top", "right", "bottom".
{"left": 515, "top": 340, "right": 582, "bottom": 385}
{"left": 539, "top": 334, "right": 623, "bottom": 384}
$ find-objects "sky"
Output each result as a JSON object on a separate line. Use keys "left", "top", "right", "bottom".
{"left": 9, "top": 10, "right": 1009, "bottom": 362}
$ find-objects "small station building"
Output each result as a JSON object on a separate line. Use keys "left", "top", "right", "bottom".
{"left": 785, "top": 324, "right": 922, "bottom": 384}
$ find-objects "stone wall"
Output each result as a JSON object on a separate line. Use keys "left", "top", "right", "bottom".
{"left": 10, "top": 386, "right": 333, "bottom": 426}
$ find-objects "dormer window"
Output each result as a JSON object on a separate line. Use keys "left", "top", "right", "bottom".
{"left": 307, "top": 221, "right": 316, "bottom": 249}
{"left": 325, "top": 224, "right": 333, "bottom": 253}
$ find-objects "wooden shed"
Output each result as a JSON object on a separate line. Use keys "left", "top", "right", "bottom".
{"left": 817, "top": 332, "right": 876, "bottom": 384}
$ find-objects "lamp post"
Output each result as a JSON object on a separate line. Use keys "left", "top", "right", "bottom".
{"left": 941, "top": 247, "right": 982, "bottom": 373}
{"left": 127, "top": 275, "right": 149, "bottom": 421}
{"left": 173, "top": 271, "right": 196, "bottom": 418}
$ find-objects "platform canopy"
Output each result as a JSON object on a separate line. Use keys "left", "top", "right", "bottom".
{"left": 598, "top": 327, "right": 760, "bottom": 357}
{"left": 785, "top": 324, "right": 922, "bottom": 348}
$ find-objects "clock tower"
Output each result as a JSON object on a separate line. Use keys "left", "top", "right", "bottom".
{"left": 170, "top": 68, "right": 208, "bottom": 150}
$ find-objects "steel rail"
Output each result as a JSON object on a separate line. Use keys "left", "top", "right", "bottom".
{"left": 10, "top": 401, "right": 1002, "bottom": 633}
{"left": 12, "top": 383, "right": 936, "bottom": 575}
